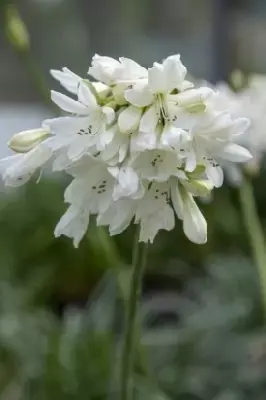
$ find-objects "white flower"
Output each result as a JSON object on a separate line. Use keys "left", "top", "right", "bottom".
{"left": 0, "top": 144, "right": 52, "bottom": 187}
{"left": 125, "top": 55, "right": 189, "bottom": 107}
{"left": 181, "top": 111, "right": 252, "bottom": 187}
{"left": 131, "top": 149, "right": 183, "bottom": 182}
{"left": 54, "top": 204, "right": 90, "bottom": 248}
{"left": 97, "top": 168, "right": 211, "bottom": 244}
{"left": 100, "top": 124, "right": 130, "bottom": 165}
{"left": 88, "top": 54, "right": 147, "bottom": 86}
{"left": 124, "top": 55, "right": 213, "bottom": 151}
{"left": 51, "top": 67, "right": 111, "bottom": 98}
{"left": 97, "top": 198, "right": 137, "bottom": 236}
{"left": 45, "top": 81, "right": 115, "bottom": 160}
{"left": 55, "top": 155, "right": 143, "bottom": 246}
{"left": 170, "top": 179, "right": 207, "bottom": 244}
{"left": 134, "top": 177, "right": 208, "bottom": 244}
{"left": 50, "top": 67, "right": 82, "bottom": 95}
{"left": 212, "top": 81, "right": 266, "bottom": 183}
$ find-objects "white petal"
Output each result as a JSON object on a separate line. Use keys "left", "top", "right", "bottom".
{"left": 148, "top": 62, "right": 167, "bottom": 93}
{"left": 205, "top": 163, "right": 224, "bottom": 188}
{"left": 112, "top": 167, "right": 140, "bottom": 201}
{"left": 64, "top": 176, "right": 91, "bottom": 206}
{"left": 119, "top": 57, "right": 148, "bottom": 79}
{"left": 124, "top": 81, "right": 153, "bottom": 107}
{"left": 102, "top": 106, "right": 115, "bottom": 124}
{"left": 78, "top": 82, "right": 97, "bottom": 108}
{"left": 185, "top": 150, "right": 197, "bottom": 172}
{"left": 53, "top": 153, "right": 71, "bottom": 171}
{"left": 174, "top": 87, "right": 213, "bottom": 107}
{"left": 170, "top": 179, "right": 184, "bottom": 219}
{"left": 97, "top": 199, "right": 136, "bottom": 236}
{"left": 132, "top": 150, "right": 178, "bottom": 182}
{"left": 223, "top": 164, "right": 243, "bottom": 187}
{"left": 178, "top": 80, "right": 194, "bottom": 91}
{"left": 0, "top": 146, "right": 51, "bottom": 187}
{"left": 183, "top": 194, "right": 207, "bottom": 244}
{"left": 119, "top": 143, "right": 128, "bottom": 163}
{"left": 54, "top": 205, "right": 90, "bottom": 248}
{"left": 67, "top": 137, "right": 93, "bottom": 161}
{"left": 130, "top": 130, "right": 157, "bottom": 152}
{"left": 51, "top": 91, "right": 88, "bottom": 115}
{"left": 96, "top": 127, "right": 115, "bottom": 151}
{"left": 160, "top": 124, "right": 185, "bottom": 148}
{"left": 139, "top": 105, "right": 158, "bottom": 134}
{"left": 50, "top": 67, "right": 81, "bottom": 94}
{"left": 44, "top": 116, "right": 91, "bottom": 136}
{"left": 109, "top": 207, "right": 135, "bottom": 235}
{"left": 219, "top": 143, "right": 252, "bottom": 162}
{"left": 139, "top": 205, "right": 175, "bottom": 243}
{"left": 163, "top": 54, "right": 187, "bottom": 91}
{"left": 88, "top": 54, "right": 121, "bottom": 85}
{"left": 118, "top": 105, "right": 142, "bottom": 133}
{"left": 232, "top": 117, "right": 250, "bottom": 135}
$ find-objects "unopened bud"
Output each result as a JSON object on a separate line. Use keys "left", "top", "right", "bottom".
{"left": 5, "top": 6, "right": 30, "bottom": 52}
{"left": 230, "top": 69, "right": 248, "bottom": 92}
{"left": 187, "top": 164, "right": 206, "bottom": 178}
{"left": 183, "top": 179, "right": 213, "bottom": 197}
{"left": 92, "top": 82, "right": 111, "bottom": 100}
{"left": 186, "top": 103, "right": 206, "bottom": 114}
{"left": 8, "top": 128, "right": 50, "bottom": 153}
{"left": 112, "top": 84, "right": 128, "bottom": 106}
{"left": 81, "top": 79, "right": 98, "bottom": 98}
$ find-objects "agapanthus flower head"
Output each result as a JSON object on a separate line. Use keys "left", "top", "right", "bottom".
{"left": 0, "top": 54, "right": 252, "bottom": 246}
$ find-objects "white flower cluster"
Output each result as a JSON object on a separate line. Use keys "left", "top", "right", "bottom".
{"left": 0, "top": 55, "right": 252, "bottom": 246}
{"left": 212, "top": 75, "right": 266, "bottom": 185}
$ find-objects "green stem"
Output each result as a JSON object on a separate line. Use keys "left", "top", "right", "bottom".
{"left": 2, "top": 3, "right": 57, "bottom": 114}
{"left": 239, "top": 174, "right": 266, "bottom": 315}
{"left": 21, "top": 52, "right": 58, "bottom": 113}
{"left": 120, "top": 229, "right": 148, "bottom": 400}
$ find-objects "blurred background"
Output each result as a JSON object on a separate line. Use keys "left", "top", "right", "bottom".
{"left": 1, "top": 1, "right": 266, "bottom": 399}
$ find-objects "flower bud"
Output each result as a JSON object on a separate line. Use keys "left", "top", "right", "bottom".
{"left": 8, "top": 128, "right": 50, "bottom": 153}
{"left": 88, "top": 54, "right": 122, "bottom": 86}
{"left": 186, "top": 103, "right": 206, "bottom": 114}
{"left": 5, "top": 6, "right": 30, "bottom": 52}
{"left": 186, "top": 164, "right": 206, "bottom": 179}
{"left": 183, "top": 179, "right": 214, "bottom": 197}
{"left": 230, "top": 69, "right": 248, "bottom": 91}
{"left": 112, "top": 84, "right": 128, "bottom": 106}
{"left": 92, "top": 82, "right": 111, "bottom": 100}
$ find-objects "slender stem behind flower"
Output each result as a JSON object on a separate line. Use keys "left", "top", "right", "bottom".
{"left": 239, "top": 175, "right": 266, "bottom": 317}
{"left": 120, "top": 228, "right": 148, "bottom": 400}
{"left": 2, "top": 4, "right": 58, "bottom": 113}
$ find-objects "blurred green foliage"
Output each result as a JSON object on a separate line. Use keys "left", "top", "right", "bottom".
{"left": 0, "top": 177, "right": 265, "bottom": 399}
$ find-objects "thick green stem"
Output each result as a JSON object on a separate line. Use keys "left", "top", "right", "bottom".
{"left": 120, "top": 230, "right": 148, "bottom": 400}
{"left": 239, "top": 175, "right": 266, "bottom": 315}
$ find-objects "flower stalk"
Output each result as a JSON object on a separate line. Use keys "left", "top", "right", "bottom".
{"left": 120, "top": 229, "right": 148, "bottom": 400}
{"left": 239, "top": 174, "right": 266, "bottom": 316}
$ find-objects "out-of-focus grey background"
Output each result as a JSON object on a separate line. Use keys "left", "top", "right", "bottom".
{"left": 1, "top": 1, "right": 266, "bottom": 400}
{"left": 2, "top": 0, "right": 266, "bottom": 148}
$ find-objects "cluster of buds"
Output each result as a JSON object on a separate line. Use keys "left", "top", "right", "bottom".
{"left": 1, "top": 54, "right": 252, "bottom": 246}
